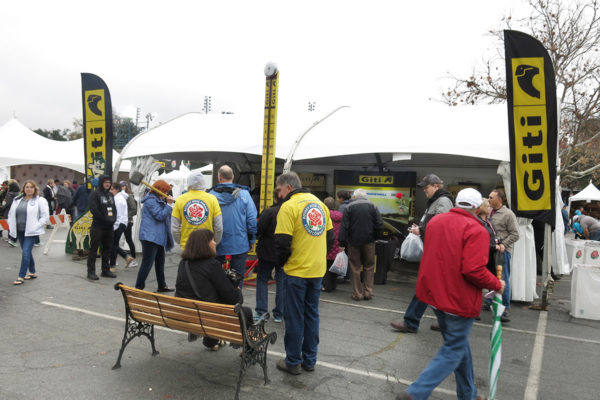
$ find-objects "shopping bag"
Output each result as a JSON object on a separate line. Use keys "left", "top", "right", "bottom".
{"left": 400, "top": 233, "right": 423, "bottom": 262}
{"left": 329, "top": 251, "right": 348, "bottom": 276}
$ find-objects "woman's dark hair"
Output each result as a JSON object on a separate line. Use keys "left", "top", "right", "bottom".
{"left": 181, "top": 229, "right": 215, "bottom": 260}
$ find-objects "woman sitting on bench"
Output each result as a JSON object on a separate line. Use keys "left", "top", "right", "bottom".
{"left": 175, "top": 228, "right": 253, "bottom": 351}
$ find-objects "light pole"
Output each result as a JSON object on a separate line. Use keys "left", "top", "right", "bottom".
{"left": 282, "top": 105, "right": 350, "bottom": 174}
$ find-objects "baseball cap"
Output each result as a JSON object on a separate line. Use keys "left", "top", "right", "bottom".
{"left": 455, "top": 188, "right": 483, "bottom": 209}
{"left": 573, "top": 214, "right": 581, "bottom": 222}
{"left": 574, "top": 210, "right": 582, "bottom": 216}
{"left": 417, "top": 174, "right": 443, "bottom": 188}
{"left": 119, "top": 180, "right": 127, "bottom": 186}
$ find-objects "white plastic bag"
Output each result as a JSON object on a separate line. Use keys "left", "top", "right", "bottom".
{"left": 329, "top": 251, "right": 348, "bottom": 276}
{"left": 400, "top": 233, "right": 423, "bottom": 262}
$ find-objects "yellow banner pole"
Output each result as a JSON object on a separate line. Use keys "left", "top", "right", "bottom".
{"left": 259, "top": 63, "right": 279, "bottom": 213}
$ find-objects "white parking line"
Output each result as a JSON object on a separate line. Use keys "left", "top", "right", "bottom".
{"left": 524, "top": 311, "right": 547, "bottom": 400}
{"left": 41, "top": 300, "right": 455, "bottom": 396}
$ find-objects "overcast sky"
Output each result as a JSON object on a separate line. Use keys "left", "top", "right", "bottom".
{"left": 1, "top": 0, "right": 527, "bottom": 132}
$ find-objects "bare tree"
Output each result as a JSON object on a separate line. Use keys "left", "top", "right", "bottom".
{"left": 442, "top": 0, "right": 600, "bottom": 188}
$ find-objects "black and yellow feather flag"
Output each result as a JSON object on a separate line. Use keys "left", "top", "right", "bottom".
{"left": 504, "top": 30, "right": 557, "bottom": 227}
{"left": 81, "top": 73, "right": 113, "bottom": 189}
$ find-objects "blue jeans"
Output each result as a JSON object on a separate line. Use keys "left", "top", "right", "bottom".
{"left": 404, "top": 294, "right": 428, "bottom": 330}
{"left": 407, "top": 309, "right": 477, "bottom": 400}
{"left": 17, "top": 231, "right": 37, "bottom": 278}
{"left": 502, "top": 251, "right": 511, "bottom": 308}
{"left": 255, "top": 259, "right": 284, "bottom": 319}
{"left": 135, "top": 240, "right": 167, "bottom": 290}
{"left": 283, "top": 274, "right": 321, "bottom": 367}
{"left": 217, "top": 253, "right": 247, "bottom": 289}
{"left": 590, "top": 230, "right": 600, "bottom": 241}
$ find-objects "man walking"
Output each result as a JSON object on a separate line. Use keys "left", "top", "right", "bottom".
{"left": 171, "top": 169, "right": 222, "bottom": 250}
{"left": 338, "top": 188, "right": 384, "bottom": 300}
{"left": 391, "top": 174, "right": 453, "bottom": 333}
{"left": 43, "top": 179, "right": 55, "bottom": 228}
{"left": 488, "top": 189, "right": 519, "bottom": 322}
{"left": 274, "top": 172, "right": 333, "bottom": 375}
{"left": 86, "top": 175, "right": 117, "bottom": 280}
{"left": 209, "top": 165, "right": 257, "bottom": 286}
{"left": 396, "top": 188, "right": 504, "bottom": 400}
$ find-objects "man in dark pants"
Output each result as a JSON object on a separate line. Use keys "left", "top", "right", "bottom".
{"left": 338, "top": 188, "right": 384, "bottom": 301}
{"left": 390, "top": 174, "right": 453, "bottom": 333}
{"left": 86, "top": 175, "right": 117, "bottom": 280}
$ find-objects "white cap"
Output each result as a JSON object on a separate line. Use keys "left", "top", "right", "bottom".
{"left": 187, "top": 169, "right": 207, "bottom": 190}
{"left": 455, "top": 188, "right": 483, "bottom": 209}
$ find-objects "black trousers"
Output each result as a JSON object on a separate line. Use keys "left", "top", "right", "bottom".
{"left": 87, "top": 225, "right": 113, "bottom": 273}
{"left": 110, "top": 223, "right": 128, "bottom": 266}
{"left": 322, "top": 259, "right": 338, "bottom": 292}
{"left": 123, "top": 221, "right": 136, "bottom": 256}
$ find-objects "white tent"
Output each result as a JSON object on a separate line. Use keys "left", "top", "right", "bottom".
{"left": 116, "top": 104, "right": 510, "bottom": 167}
{"left": 569, "top": 182, "right": 600, "bottom": 203}
{"left": 0, "top": 118, "right": 130, "bottom": 173}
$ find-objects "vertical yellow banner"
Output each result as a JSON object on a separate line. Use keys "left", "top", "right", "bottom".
{"left": 259, "top": 64, "right": 279, "bottom": 213}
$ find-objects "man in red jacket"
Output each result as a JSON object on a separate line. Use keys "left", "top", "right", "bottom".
{"left": 396, "top": 188, "right": 505, "bottom": 400}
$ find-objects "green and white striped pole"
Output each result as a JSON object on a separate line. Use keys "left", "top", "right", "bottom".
{"left": 489, "top": 264, "right": 505, "bottom": 400}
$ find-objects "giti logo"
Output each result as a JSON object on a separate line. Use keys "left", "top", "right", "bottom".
{"left": 515, "top": 64, "right": 540, "bottom": 98}
{"left": 87, "top": 94, "right": 103, "bottom": 116}
{"left": 359, "top": 175, "right": 393, "bottom": 185}
{"left": 511, "top": 57, "right": 551, "bottom": 211}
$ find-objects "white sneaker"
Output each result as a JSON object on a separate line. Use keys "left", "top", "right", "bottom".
{"left": 34, "top": 241, "right": 43, "bottom": 247}
{"left": 8, "top": 239, "right": 17, "bottom": 247}
{"left": 129, "top": 260, "right": 138, "bottom": 267}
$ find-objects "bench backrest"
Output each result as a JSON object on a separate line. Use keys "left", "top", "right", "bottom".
{"left": 116, "top": 284, "right": 244, "bottom": 345}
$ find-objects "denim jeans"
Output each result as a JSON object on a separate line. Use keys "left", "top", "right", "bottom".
{"left": 502, "top": 251, "right": 511, "bottom": 308}
{"left": 135, "top": 240, "right": 167, "bottom": 290}
{"left": 17, "top": 231, "right": 37, "bottom": 278}
{"left": 217, "top": 253, "right": 247, "bottom": 289}
{"left": 590, "top": 230, "right": 600, "bottom": 241}
{"left": 255, "top": 259, "right": 284, "bottom": 319}
{"left": 406, "top": 309, "right": 477, "bottom": 400}
{"left": 283, "top": 274, "right": 322, "bottom": 367}
{"left": 403, "top": 294, "right": 429, "bottom": 330}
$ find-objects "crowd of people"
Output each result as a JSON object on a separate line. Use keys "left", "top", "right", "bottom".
{"left": 4, "top": 168, "right": 575, "bottom": 399}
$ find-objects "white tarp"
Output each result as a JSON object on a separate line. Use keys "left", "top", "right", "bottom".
{"left": 569, "top": 182, "right": 600, "bottom": 203}
{"left": 117, "top": 105, "right": 510, "bottom": 164}
{"left": 0, "top": 118, "right": 130, "bottom": 173}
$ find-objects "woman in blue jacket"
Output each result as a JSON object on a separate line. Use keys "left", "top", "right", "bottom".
{"left": 135, "top": 180, "right": 175, "bottom": 291}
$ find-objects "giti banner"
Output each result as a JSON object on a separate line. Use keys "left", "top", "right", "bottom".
{"left": 504, "top": 30, "right": 557, "bottom": 226}
{"left": 259, "top": 63, "right": 279, "bottom": 213}
{"left": 81, "top": 73, "right": 113, "bottom": 190}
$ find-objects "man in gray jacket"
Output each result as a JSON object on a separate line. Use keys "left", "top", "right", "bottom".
{"left": 391, "top": 174, "right": 453, "bottom": 333}
{"left": 488, "top": 189, "right": 519, "bottom": 322}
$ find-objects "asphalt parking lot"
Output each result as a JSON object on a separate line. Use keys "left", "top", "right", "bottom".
{"left": 1, "top": 230, "right": 599, "bottom": 400}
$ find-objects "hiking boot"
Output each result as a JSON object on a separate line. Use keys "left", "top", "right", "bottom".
{"left": 87, "top": 272, "right": 99, "bottom": 281}
{"left": 390, "top": 321, "right": 417, "bottom": 333}
{"left": 276, "top": 358, "right": 301, "bottom": 375}
{"left": 101, "top": 270, "right": 117, "bottom": 278}
{"left": 301, "top": 363, "right": 315, "bottom": 372}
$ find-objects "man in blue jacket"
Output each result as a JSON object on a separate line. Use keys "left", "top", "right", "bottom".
{"left": 209, "top": 165, "right": 257, "bottom": 287}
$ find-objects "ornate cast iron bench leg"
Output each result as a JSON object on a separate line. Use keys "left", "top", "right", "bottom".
{"left": 112, "top": 314, "right": 159, "bottom": 370}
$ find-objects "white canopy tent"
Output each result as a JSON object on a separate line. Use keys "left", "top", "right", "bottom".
{"left": 0, "top": 118, "right": 131, "bottom": 174}
{"left": 116, "top": 104, "right": 510, "bottom": 168}
{"left": 568, "top": 182, "right": 600, "bottom": 205}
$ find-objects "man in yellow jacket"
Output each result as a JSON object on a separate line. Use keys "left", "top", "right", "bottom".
{"left": 274, "top": 172, "right": 333, "bottom": 375}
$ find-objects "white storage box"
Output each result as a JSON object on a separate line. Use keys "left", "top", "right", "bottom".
{"left": 584, "top": 241, "right": 600, "bottom": 266}
{"left": 570, "top": 264, "right": 600, "bottom": 320}
{"left": 565, "top": 239, "right": 586, "bottom": 268}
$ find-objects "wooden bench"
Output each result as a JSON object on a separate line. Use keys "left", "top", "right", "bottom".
{"left": 113, "top": 283, "right": 277, "bottom": 399}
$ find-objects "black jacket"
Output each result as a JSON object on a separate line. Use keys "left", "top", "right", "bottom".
{"left": 338, "top": 198, "right": 384, "bottom": 247}
{"left": 256, "top": 202, "right": 282, "bottom": 263}
{"left": 175, "top": 258, "right": 242, "bottom": 305}
{"left": 1, "top": 184, "right": 20, "bottom": 218}
{"left": 88, "top": 176, "right": 116, "bottom": 228}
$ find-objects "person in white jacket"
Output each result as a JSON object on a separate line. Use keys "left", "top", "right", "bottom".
{"left": 8, "top": 180, "right": 49, "bottom": 285}
{"left": 109, "top": 183, "right": 135, "bottom": 270}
